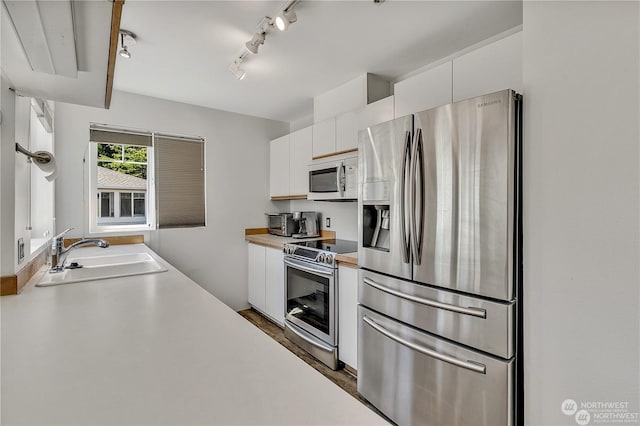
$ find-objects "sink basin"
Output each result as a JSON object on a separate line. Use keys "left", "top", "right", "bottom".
{"left": 36, "top": 252, "right": 168, "bottom": 287}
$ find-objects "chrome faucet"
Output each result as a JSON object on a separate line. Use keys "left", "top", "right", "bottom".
{"left": 50, "top": 228, "right": 110, "bottom": 273}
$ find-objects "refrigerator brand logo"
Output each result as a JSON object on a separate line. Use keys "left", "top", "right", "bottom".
{"left": 561, "top": 398, "right": 639, "bottom": 425}
{"left": 477, "top": 99, "right": 501, "bottom": 108}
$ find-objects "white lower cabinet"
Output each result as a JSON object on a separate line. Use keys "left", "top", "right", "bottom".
{"left": 265, "top": 247, "right": 285, "bottom": 326}
{"left": 247, "top": 243, "right": 285, "bottom": 326}
{"left": 247, "top": 243, "right": 266, "bottom": 312}
{"left": 338, "top": 265, "right": 358, "bottom": 370}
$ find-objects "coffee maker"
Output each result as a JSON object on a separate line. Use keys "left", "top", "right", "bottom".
{"left": 292, "top": 211, "right": 320, "bottom": 238}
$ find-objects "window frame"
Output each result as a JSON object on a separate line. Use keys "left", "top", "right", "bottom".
{"left": 88, "top": 141, "right": 155, "bottom": 233}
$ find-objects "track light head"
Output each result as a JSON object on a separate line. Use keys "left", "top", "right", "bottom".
{"left": 229, "top": 58, "right": 246, "bottom": 80}
{"left": 118, "top": 29, "right": 136, "bottom": 59}
{"left": 245, "top": 32, "right": 265, "bottom": 54}
{"left": 119, "top": 46, "right": 131, "bottom": 59}
{"left": 274, "top": 10, "right": 297, "bottom": 31}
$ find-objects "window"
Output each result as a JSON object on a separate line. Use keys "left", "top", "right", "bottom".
{"left": 88, "top": 125, "right": 205, "bottom": 232}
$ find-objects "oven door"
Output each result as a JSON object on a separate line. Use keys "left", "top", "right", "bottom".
{"left": 284, "top": 257, "right": 336, "bottom": 345}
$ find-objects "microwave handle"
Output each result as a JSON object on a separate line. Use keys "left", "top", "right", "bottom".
{"left": 336, "top": 161, "right": 345, "bottom": 195}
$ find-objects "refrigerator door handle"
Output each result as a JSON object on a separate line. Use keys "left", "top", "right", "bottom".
{"left": 363, "top": 277, "right": 487, "bottom": 318}
{"left": 400, "top": 130, "right": 412, "bottom": 263}
{"left": 409, "top": 128, "right": 421, "bottom": 265}
{"left": 362, "top": 315, "right": 487, "bottom": 374}
{"left": 415, "top": 128, "right": 426, "bottom": 262}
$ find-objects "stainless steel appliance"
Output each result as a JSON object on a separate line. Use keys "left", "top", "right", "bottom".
{"left": 357, "top": 90, "right": 523, "bottom": 426}
{"left": 283, "top": 239, "right": 357, "bottom": 370}
{"left": 308, "top": 154, "right": 357, "bottom": 201}
{"left": 291, "top": 211, "right": 320, "bottom": 238}
{"left": 265, "top": 213, "right": 296, "bottom": 237}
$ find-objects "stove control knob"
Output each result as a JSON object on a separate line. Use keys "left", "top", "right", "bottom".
{"left": 325, "top": 254, "right": 334, "bottom": 265}
{"left": 317, "top": 253, "right": 326, "bottom": 263}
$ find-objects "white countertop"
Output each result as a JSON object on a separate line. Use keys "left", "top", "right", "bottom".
{"left": 1, "top": 244, "right": 384, "bottom": 425}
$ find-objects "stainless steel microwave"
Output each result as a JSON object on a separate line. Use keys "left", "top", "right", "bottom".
{"left": 265, "top": 213, "right": 296, "bottom": 237}
{"left": 308, "top": 156, "right": 358, "bottom": 201}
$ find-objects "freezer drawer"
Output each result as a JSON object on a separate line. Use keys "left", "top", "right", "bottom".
{"left": 359, "top": 269, "right": 515, "bottom": 358}
{"left": 358, "top": 306, "right": 514, "bottom": 426}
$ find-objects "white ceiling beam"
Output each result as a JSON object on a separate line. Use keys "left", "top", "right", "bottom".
{"left": 3, "top": 0, "right": 78, "bottom": 78}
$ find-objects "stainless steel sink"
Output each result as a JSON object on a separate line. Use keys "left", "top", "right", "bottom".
{"left": 36, "top": 251, "right": 168, "bottom": 287}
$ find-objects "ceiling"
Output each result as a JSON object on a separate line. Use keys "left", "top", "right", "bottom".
{"left": 114, "top": 1, "right": 522, "bottom": 123}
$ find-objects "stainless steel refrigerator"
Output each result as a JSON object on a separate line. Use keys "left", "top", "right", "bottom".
{"left": 357, "top": 89, "right": 522, "bottom": 426}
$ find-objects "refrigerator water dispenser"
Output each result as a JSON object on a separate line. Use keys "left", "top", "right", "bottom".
{"left": 362, "top": 205, "right": 390, "bottom": 251}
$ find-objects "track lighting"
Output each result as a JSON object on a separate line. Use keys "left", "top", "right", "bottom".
{"left": 245, "top": 32, "right": 265, "bottom": 54}
{"left": 273, "top": 10, "right": 297, "bottom": 31}
{"left": 118, "top": 29, "right": 136, "bottom": 59}
{"left": 229, "top": 58, "right": 246, "bottom": 80}
{"left": 228, "top": 1, "right": 299, "bottom": 80}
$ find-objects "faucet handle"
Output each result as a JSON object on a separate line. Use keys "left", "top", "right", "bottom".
{"left": 52, "top": 227, "right": 74, "bottom": 248}
{"left": 55, "top": 227, "right": 74, "bottom": 238}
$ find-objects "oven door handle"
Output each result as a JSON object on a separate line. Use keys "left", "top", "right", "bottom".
{"left": 362, "top": 315, "right": 486, "bottom": 374}
{"left": 285, "top": 322, "right": 335, "bottom": 353}
{"left": 284, "top": 257, "right": 335, "bottom": 277}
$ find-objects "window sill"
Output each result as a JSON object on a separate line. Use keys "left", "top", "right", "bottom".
{"left": 90, "top": 224, "right": 153, "bottom": 234}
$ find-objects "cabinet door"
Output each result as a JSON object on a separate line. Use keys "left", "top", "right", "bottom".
{"left": 394, "top": 62, "right": 453, "bottom": 117}
{"left": 265, "top": 247, "right": 285, "bottom": 326}
{"left": 336, "top": 111, "right": 359, "bottom": 153}
{"left": 338, "top": 265, "right": 358, "bottom": 369}
{"left": 360, "top": 96, "right": 394, "bottom": 129}
{"left": 289, "top": 126, "right": 313, "bottom": 196}
{"left": 247, "top": 243, "right": 266, "bottom": 312}
{"left": 312, "top": 117, "right": 336, "bottom": 158}
{"left": 453, "top": 32, "right": 522, "bottom": 102}
{"left": 270, "top": 135, "right": 290, "bottom": 197}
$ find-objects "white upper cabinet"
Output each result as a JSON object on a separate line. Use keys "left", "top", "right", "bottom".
{"left": 312, "top": 117, "right": 336, "bottom": 158}
{"left": 269, "top": 135, "right": 290, "bottom": 198}
{"left": 394, "top": 62, "right": 453, "bottom": 117}
{"left": 336, "top": 111, "right": 359, "bottom": 153}
{"left": 360, "top": 96, "right": 394, "bottom": 129}
{"left": 289, "top": 126, "right": 313, "bottom": 196}
{"left": 334, "top": 96, "right": 395, "bottom": 154}
{"left": 453, "top": 32, "right": 523, "bottom": 102}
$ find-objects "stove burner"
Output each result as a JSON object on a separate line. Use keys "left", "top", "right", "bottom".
{"left": 290, "top": 239, "right": 357, "bottom": 254}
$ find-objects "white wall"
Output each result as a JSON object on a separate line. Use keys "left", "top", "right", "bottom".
{"left": 54, "top": 90, "right": 288, "bottom": 310}
{"left": 0, "top": 74, "right": 16, "bottom": 275}
{"left": 14, "top": 95, "right": 30, "bottom": 263}
{"left": 289, "top": 199, "right": 358, "bottom": 242}
{"left": 522, "top": 2, "right": 639, "bottom": 424}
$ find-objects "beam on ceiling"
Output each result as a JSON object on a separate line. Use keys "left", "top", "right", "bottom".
{"left": 104, "top": 0, "right": 124, "bottom": 109}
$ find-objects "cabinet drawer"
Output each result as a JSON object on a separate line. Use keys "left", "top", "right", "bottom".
{"left": 359, "top": 269, "right": 515, "bottom": 358}
{"left": 358, "top": 306, "right": 513, "bottom": 426}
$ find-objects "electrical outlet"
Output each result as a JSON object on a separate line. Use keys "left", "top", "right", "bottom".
{"left": 17, "top": 238, "right": 25, "bottom": 264}
{"left": 325, "top": 217, "right": 331, "bottom": 228}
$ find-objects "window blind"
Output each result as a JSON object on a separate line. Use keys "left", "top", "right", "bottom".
{"left": 154, "top": 135, "right": 205, "bottom": 228}
{"left": 89, "top": 127, "right": 152, "bottom": 147}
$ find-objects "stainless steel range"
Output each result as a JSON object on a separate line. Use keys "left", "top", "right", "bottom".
{"left": 283, "top": 239, "right": 357, "bottom": 370}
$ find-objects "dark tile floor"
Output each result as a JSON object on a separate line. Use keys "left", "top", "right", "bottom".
{"left": 237, "top": 308, "right": 368, "bottom": 405}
